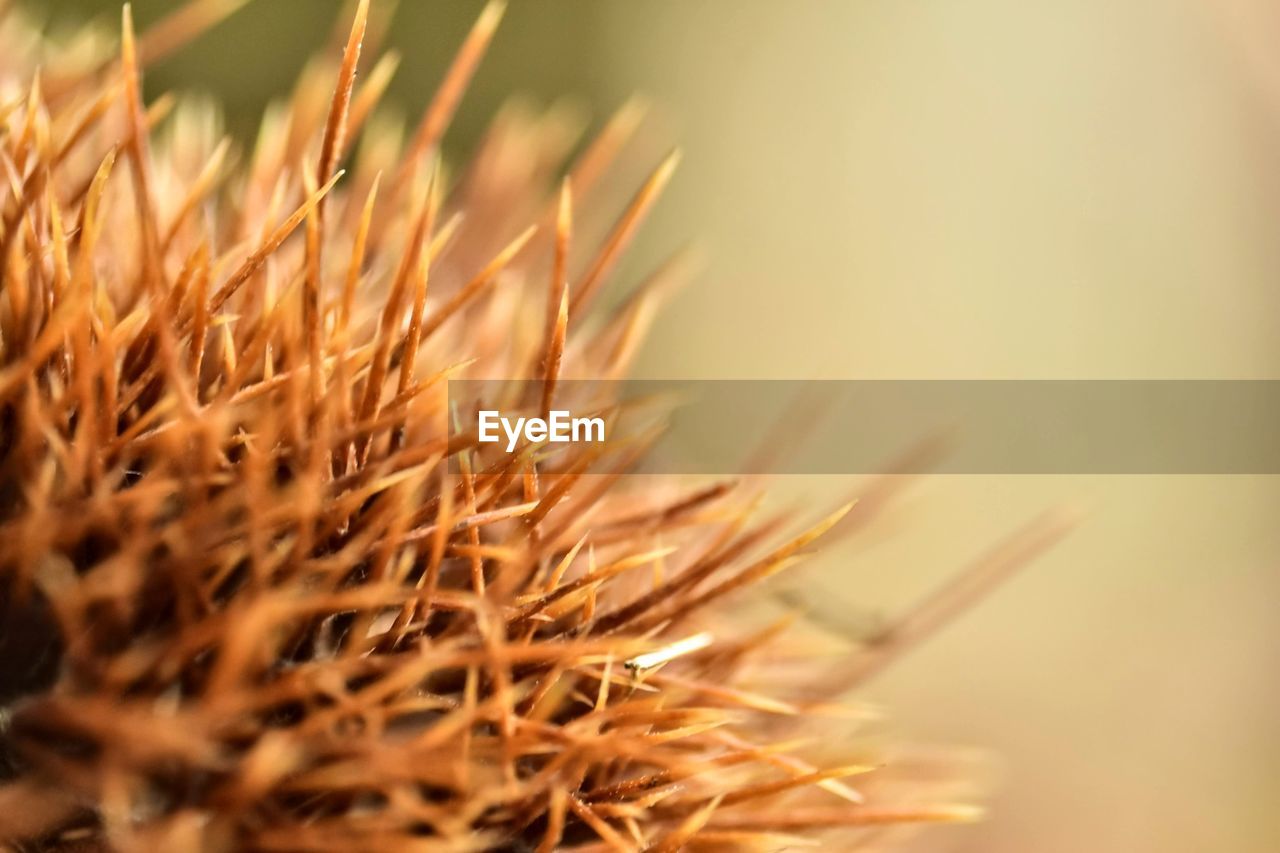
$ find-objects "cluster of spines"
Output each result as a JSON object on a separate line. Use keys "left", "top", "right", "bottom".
{"left": 0, "top": 1, "right": 1073, "bottom": 850}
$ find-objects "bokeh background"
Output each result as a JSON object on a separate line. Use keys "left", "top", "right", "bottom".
{"left": 23, "top": 1, "right": 1280, "bottom": 850}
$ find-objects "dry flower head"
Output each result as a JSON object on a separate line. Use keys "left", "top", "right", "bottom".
{"left": 0, "top": 1, "right": 1072, "bottom": 850}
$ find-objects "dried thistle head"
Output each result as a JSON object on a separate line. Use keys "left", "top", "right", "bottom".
{"left": 0, "top": 1, "right": 1059, "bottom": 850}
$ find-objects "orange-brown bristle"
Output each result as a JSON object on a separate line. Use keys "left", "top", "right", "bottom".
{"left": 0, "top": 2, "right": 1066, "bottom": 851}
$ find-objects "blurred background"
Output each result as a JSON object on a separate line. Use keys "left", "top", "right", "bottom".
{"left": 25, "top": 1, "right": 1280, "bottom": 850}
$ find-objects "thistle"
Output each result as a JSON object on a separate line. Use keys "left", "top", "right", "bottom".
{"left": 0, "top": 1, "right": 1070, "bottom": 850}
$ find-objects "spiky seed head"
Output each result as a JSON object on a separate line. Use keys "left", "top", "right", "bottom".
{"left": 0, "top": 2, "right": 1014, "bottom": 850}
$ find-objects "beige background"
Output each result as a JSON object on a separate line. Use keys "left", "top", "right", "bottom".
{"left": 25, "top": 1, "right": 1280, "bottom": 849}
{"left": 602, "top": 4, "right": 1280, "bottom": 849}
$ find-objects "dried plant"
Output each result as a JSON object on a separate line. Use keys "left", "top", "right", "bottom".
{"left": 0, "top": 1, "right": 1070, "bottom": 850}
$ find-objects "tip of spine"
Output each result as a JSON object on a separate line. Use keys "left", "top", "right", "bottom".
{"left": 479, "top": 0, "right": 508, "bottom": 33}
{"left": 121, "top": 3, "right": 136, "bottom": 47}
